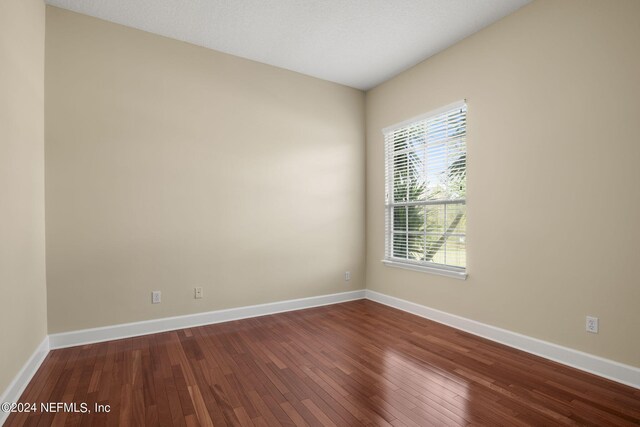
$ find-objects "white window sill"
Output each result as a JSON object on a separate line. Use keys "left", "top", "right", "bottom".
{"left": 382, "top": 259, "right": 467, "bottom": 280}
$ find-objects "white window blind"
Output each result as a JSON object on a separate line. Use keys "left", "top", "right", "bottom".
{"left": 383, "top": 101, "right": 467, "bottom": 277}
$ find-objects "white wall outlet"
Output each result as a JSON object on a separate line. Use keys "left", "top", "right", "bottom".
{"left": 345, "top": 271, "right": 351, "bottom": 281}
{"left": 152, "top": 291, "right": 161, "bottom": 304}
{"left": 586, "top": 316, "right": 599, "bottom": 333}
{"left": 194, "top": 287, "right": 203, "bottom": 299}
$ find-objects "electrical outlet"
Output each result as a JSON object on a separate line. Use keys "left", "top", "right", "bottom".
{"left": 586, "top": 316, "right": 598, "bottom": 333}
{"left": 152, "top": 291, "right": 161, "bottom": 304}
{"left": 194, "top": 287, "right": 203, "bottom": 299}
{"left": 344, "top": 271, "right": 351, "bottom": 281}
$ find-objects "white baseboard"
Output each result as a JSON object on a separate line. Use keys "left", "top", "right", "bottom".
{"left": 49, "top": 290, "right": 367, "bottom": 349}
{"left": 0, "top": 336, "right": 50, "bottom": 426}
{"left": 365, "top": 290, "right": 640, "bottom": 389}
{"left": 4, "top": 286, "right": 635, "bottom": 424}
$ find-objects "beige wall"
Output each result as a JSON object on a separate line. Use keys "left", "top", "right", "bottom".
{"left": 0, "top": 0, "right": 48, "bottom": 394}
{"left": 37, "top": 0, "right": 640, "bottom": 370}
{"left": 366, "top": 0, "right": 640, "bottom": 367}
{"left": 45, "top": 7, "right": 365, "bottom": 333}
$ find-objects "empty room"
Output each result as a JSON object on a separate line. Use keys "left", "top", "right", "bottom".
{"left": 1, "top": 0, "right": 639, "bottom": 425}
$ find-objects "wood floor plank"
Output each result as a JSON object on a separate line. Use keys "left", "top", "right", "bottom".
{"left": 6, "top": 300, "right": 639, "bottom": 426}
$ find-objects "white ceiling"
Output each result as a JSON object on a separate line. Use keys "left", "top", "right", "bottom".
{"left": 45, "top": 0, "right": 530, "bottom": 90}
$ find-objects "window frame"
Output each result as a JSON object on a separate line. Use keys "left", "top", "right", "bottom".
{"left": 382, "top": 100, "right": 468, "bottom": 280}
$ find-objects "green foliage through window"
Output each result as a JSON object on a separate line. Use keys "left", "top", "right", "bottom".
{"left": 384, "top": 103, "right": 467, "bottom": 269}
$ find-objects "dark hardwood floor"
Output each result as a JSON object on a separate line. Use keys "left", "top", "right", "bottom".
{"left": 6, "top": 300, "right": 640, "bottom": 426}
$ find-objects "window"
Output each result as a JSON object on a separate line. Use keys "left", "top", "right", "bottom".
{"left": 383, "top": 101, "right": 467, "bottom": 279}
